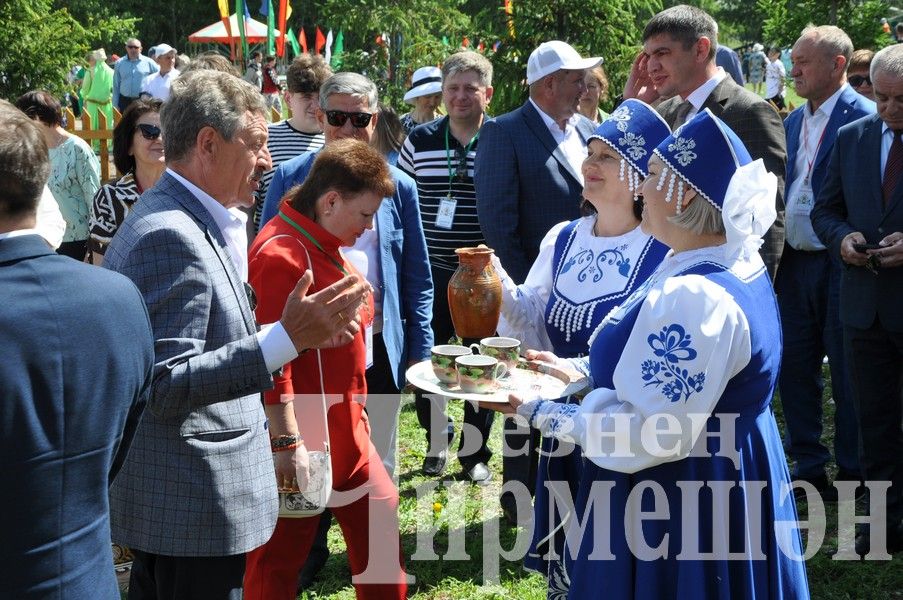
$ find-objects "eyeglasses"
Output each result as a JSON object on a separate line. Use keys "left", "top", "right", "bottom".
{"left": 137, "top": 123, "right": 161, "bottom": 140}
{"left": 126, "top": 45, "right": 140, "bottom": 50}
{"left": 848, "top": 74, "right": 872, "bottom": 88}
{"left": 324, "top": 110, "right": 373, "bottom": 128}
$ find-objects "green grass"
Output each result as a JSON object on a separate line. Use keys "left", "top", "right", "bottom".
{"left": 297, "top": 366, "right": 901, "bottom": 600}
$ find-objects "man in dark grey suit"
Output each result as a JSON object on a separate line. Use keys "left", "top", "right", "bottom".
{"left": 811, "top": 43, "right": 903, "bottom": 557}
{"left": 0, "top": 100, "right": 153, "bottom": 600}
{"left": 625, "top": 4, "right": 787, "bottom": 278}
{"left": 474, "top": 40, "right": 600, "bottom": 525}
{"left": 105, "top": 70, "right": 369, "bottom": 599}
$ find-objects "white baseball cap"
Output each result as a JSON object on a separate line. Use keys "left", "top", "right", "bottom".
{"left": 526, "top": 41, "right": 602, "bottom": 85}
{"left": 154, "top": 43, "right": 177, "bottom": 57}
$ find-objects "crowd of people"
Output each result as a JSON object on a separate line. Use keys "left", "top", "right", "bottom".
{"left": 3, "top": 4, "right": 902, "bottom": 600}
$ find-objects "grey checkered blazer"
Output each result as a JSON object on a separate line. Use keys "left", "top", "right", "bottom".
{"left": 105, "top": 172, "right": 278, "bottom": 556}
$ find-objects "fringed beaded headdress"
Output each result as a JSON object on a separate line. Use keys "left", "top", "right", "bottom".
{"left": 652, "top": 108, "right": 752, "bottom": 215}
{"left": 585, "top": 99, "right": 671, "bottom": 202}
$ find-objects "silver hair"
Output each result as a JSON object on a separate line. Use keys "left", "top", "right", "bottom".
{"left": 160, "top": 70, "right": 265, "bottom": 163}
{"left": 667, "top": 189, "right": 725, "bottom": 235}
{"left": 442, "top": 50, "right": 493, "bottom": 87}
{"left": 871, "top": 43, "right": 903, "bottom": 82}
{"left": 319, "top": 72, "right": 378, "bottom": 111}
{"left": 798, "top": 25, "right": 853, "bottom": 63}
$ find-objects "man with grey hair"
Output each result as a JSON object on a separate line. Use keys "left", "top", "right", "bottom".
{"left": 105, "top": 70, "right": 368, "bottom": 598}
{"left": 777, "top": 25, "right": 875, "bottom": 504}
{"left": 398, "top": 50, "right": 497, "bottom": 484}
{"left": 625, "top": 4, "right": 787, "bottom": 279}
{"left": 812, "top": 42, "right": 903, "bottom": 557}
{"left": 260, "top": 71, "right": 432, "bottom": 589}
{"left": 113, "top": 37, "right": 158, "bottom": 111}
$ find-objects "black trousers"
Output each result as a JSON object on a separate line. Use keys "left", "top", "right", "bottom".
{"left": 56, "top": 239, "right": 87, "bottom": 261}
{"left": 844, "top": 317, "right": 903, "bottom": 530}
{"left": 415, "top": 264, "right": 495, "bottom": 469}
{"left": 128, "top": 549, "right": 246, "bottom": 600}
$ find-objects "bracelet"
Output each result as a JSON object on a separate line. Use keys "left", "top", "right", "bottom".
{"left": 272, "top": 442, "right": 299, "bottom": 453}
{"left": 271, "top": 434, "right": 301, "bottom": 451}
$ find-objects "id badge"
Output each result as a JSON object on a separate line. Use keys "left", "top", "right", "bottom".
{"left": 435, "top": 196, "right": 457, "bottom": 230}
{"left": 793, "top": 183, "right": 815, "bottom": 215}
{"left": 365, "top": 324, "right": 374, "bottom": 369}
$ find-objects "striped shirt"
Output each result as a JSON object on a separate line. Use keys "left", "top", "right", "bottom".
{"left": 254, "top": 121, "right": 324, "bottom": 231}
{"left": 398, "top": 116, "right": 485, "bottom": 272}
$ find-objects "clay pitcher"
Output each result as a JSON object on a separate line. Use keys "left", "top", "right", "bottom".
{"left": 448, "top": 246, "right": 502, "bottom": 339}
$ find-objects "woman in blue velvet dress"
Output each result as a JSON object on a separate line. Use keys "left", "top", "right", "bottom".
{"left": 493, "top": 99, "right": 671, "bottom": 590}
{"left": 486, "top": 109, "right": 809, "bottom": 599}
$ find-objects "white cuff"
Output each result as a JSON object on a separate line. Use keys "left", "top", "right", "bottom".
{"left": 257, "top": 321, "right": 299, "bottom": 373}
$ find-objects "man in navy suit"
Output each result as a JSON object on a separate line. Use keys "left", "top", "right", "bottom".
{"left": 474, "top": 40, "right": 599, "bottom": 524}
{"left": 0, "top": 99, "right": 154, "bottom": 599}
{"left": 775, "top": 26, "right": 875, "bottom": 502}
{"left": 812, "top": 43, "right": 903, "bottom": 557}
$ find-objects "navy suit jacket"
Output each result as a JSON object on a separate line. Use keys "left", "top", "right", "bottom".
{"left": 474, "top": 101, "right": 596, "bottom": 283}
{"left": 812, "top": 113, "right": 903, "bottom": 332}
{"left": 784, "top": 86, "right": 875, "bottom": 214}
{"left": 0, "top": 234, "right": 153, "bottom": 599}
{"left": 261, "top": 151, "right": 434, "bottom": 386}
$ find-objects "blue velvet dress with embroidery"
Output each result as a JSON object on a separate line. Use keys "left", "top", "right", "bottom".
{"left": 529, "top": 246, "right": 808, "bottom": 599}
{"left": 499, "top": 216, "right": 667, "bottom": 584}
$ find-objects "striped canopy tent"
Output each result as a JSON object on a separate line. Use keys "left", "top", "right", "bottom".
{"left": 187, "top": 13, "right": 280, "bottom": 44}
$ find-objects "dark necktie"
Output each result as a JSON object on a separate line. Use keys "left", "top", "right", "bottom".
{"left": 674, "top": 100, "right": 693, "bottom": 127}
{"left": 882, "top": 130, "right": 903, "bottom": 205}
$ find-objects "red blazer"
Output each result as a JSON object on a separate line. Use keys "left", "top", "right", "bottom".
{"left": 249, "top": 203, "right": 374, "bottom": 483}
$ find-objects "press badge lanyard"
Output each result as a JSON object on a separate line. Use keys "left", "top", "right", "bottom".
{"left": 801, "top": 112, "right": 828, "bottom": 186}
{"left": 278, "top": 210, "right": 349, "bottom": 275}
{"left": 436, "top": 123, "right": 478, "bottom": 229}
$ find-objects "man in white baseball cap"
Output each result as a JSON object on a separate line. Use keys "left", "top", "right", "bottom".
{"left": 141, "top": 43, "right": 179, "bottom": 101}
{"left": 473, "top": 39, "right": 600, "bottom": 525}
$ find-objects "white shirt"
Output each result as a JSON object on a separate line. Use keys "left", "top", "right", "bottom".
{"left": 683, "top": 68, "right": 728, "bottom": 123}
{"left": 142, "top": 68, "right": 179, "bottom": 101}
{"left": 36, "top": 185, "right": 65, "bottom": 249}
{"left": 529, "top": 98, "right": 587, "bottom": 184}
{"left": 765, "top": 59, "right": 785, "bottom": 99}
{"left": 166, "top": 168, "right": 297, "bottom": 372}
{"left": 343, "top": 214, "right": 384, "bottom": 334}
{"left": 785, "top": 85, "right": 847, "bottom": 251}
{"left": 0, "top": 229, "right": 42, "bottom": 241}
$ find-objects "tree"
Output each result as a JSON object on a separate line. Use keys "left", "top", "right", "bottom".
{"left": 758, "top": 0, "right": 893, "bottom": 50}
{"left": 0, "top": 0, "right": 87, "bottom": 101}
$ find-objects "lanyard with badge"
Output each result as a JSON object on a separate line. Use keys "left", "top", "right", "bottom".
{"left": 795, "top": 114, "right": 829, "bottom": 210}
{"left": 278, "top": 210, "right": 374, "bottom": 368}
{"left": 436, "top": 123, "right": 478, "bottom": 230}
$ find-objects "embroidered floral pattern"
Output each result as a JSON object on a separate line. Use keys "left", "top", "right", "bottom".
{"left": 548, "top": 403, "right": 580, "bottom": 436}
{"left": 641, "top": 324, "right": 705, "bottom": 402}
{"left": 608, "top": 105, "right": 631, "bottom": 132}
{"left": 619, "top": 131, "right": 647, "bottom": 161}
{"left": 547, "top": 560, "right": 571, "bottom": 600}
{"left": 667, "top": 136, "right": 698, "bottom": 167}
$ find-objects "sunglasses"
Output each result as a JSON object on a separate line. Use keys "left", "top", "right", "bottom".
{"left": 324, "top": 110, "right": 373, "bottom": 128}
{"left": 126, "top": 45, "right": 140, "bottom": 50}
{"left": 137, "top": 123, "right": 162, "bottom": 140}
{"left": 454, "top": 147, "right": 470, "bottom": 182}
{"left": 848, "top": 74, "right": 872, "bottom": 88}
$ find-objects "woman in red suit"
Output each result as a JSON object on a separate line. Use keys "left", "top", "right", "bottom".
{"left": 244, "top": 139, "right": 406, "bottom": 599}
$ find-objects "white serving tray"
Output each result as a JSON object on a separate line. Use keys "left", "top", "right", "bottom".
{"left": 406, "top": 358, "right": 588, "bottom": 403}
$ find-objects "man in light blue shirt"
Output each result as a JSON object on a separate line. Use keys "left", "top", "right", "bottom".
{"left": 113, "top": 38, "right": 158, "bottom": 112}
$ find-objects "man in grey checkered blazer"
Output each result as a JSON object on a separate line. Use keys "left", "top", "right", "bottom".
{"left": 627, "top": 4, "right": 788, "bottom": 279}
{"left": 105, "top": 70, "right": 368, "bottom": 600}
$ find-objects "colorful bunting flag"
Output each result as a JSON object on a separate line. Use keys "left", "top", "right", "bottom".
{"left": 277, "top": 0, "right": 290, "bottom": 57}
{"left": 286, "top": 27, "right": 301, "bottom": 56}
{"left": 235, "top": 0, "right": 249, "bottom": 59}
{"left": 266, "top": 0, "right": 275, "bottom": 55}
{"left": 331, "top": 30, "right": 344, "bottom": 68}
{"left": 217, "top": 0, "right": 236, "bottom": 60}
{"left": 324, "top": 29, "right": 334, "bottom": 64}
{"left": 315, "top": 27, "right": 326, "bottom": 54}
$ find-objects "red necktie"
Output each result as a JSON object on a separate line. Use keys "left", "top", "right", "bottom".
{"left": 882, "top": 130, "right": 903, "bottom": 205}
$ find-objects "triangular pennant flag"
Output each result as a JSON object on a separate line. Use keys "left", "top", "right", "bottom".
{"left": 235, "top": 0, "right": 249, "bottom": 59}
{"left": 331, "top": 30, "right": 344, "bottom": 68}
{"left": 462, "top": 36, "right": 470, "bottom": 47}
{"left": 277, "top": 0, "right": 290, "bottom": 57}
{"left": 266, "top": 0, "right": 275, "bottom": 56}
{"left": 286, "top": 27, "right": 301, "bottom": 56}
{"left": 315, "top": 27, "right": 326, "bottom": 54}
{"left": 299, "top": 27, "right": 308, "bottom": 53}
{"left": 218, "top": 0, "right": 236, "bottom": 60}
{"left": 324, "top": 29, "right": 334, "bottom": 64}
